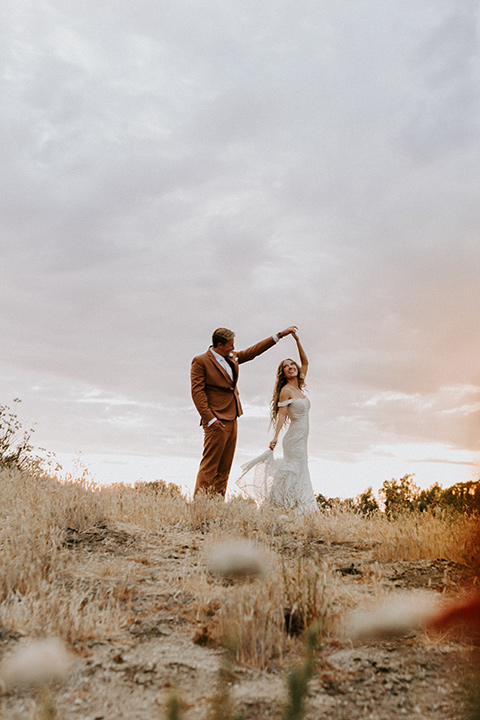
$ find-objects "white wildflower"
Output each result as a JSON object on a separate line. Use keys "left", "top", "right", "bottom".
{"left": 0, "top": 638, "right": 74, "bottom": 691}
{"left": 345, "top": 592, "right": 441, "bottom": 641}
{"left": 206, "top": 538, "right": 271, "bottom": 580}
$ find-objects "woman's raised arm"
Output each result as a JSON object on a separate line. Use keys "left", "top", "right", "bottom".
{"left": 293, "top": 332, "right": 308, "bottom": 377}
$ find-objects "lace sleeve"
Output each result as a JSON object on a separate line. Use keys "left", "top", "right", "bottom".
{"left": 278, "top": 399, "right": 293, "bottom": 407}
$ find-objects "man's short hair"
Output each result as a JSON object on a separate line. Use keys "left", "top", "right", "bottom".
{"left": 212, "top": 328, "right": 235, "bottom": 347}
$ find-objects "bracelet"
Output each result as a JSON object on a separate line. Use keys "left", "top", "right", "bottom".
{"left": 278, "top": 331, "right": 283, "bottom": 339}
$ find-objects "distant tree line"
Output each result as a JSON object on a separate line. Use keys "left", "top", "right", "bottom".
{"left": 317, "top": 474, "right": 480, "bottom": 516}
{"left": 2, "top": 400, "right": 479, "bottom": 515}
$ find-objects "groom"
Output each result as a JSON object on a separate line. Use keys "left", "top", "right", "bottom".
{"left": 191, "top": 325, "right": 297, "bottom": 498}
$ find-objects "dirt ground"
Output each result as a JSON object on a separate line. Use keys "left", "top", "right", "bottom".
{"left": 1, "top": 520, "right": 477, "bottom": 720}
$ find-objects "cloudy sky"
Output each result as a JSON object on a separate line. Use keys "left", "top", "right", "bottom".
{"left": 2, "top": 0, "right": 480, "bottom": 498}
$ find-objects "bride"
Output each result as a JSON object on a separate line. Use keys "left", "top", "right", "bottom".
{"left": 236, "top": 331, "right": 318, "bottom": 512}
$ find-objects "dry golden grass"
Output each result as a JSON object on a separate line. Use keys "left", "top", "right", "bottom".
{"left": 1, "top": 576, "right": 134, "bottom": 644}
{"left": 100, "top": 481, "right": 190, "bottom": 530}
{"left": 0, "top": 464, "right": 477, "bottom": 662}
{"left": 1, "top": 461, "right": 478, "bottom": 720}
{"left": 304, "top": 505, "right": 478, "bottom": 563}
{"left": 0, "top": 468, "right": 133, "bottom": 644}
{"left": 369, "top": 510, "right": 478, "bottom": 563}
{"left": 203, "top": 554, "right": 346, "bottom": 671}
{"left": 0, "top": 470, "right": 104, "bottom": 601}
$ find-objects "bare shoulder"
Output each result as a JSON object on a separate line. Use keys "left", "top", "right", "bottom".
{"left": 278, "top": 386, "right": 293, "bottom": 402}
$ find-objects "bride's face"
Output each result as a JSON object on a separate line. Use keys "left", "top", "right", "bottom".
{"left": 282, "top": 359, "right": 298, "bottom": 378}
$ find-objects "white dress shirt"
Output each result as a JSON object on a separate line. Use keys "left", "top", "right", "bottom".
{"left": 210, "top": 347, "right": 234, "bottom": 380}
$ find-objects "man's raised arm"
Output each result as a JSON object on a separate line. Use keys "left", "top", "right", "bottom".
{"left": 236, "top": 326, "right": 298, "bottom": 364}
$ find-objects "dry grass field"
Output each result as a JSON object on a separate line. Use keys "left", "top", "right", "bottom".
{"left": 0, "top": 466, "right": 479, "bottom": 719}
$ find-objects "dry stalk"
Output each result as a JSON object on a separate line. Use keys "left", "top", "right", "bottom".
{"left": 215, "top": 578, "right": 290, "bottom": 671}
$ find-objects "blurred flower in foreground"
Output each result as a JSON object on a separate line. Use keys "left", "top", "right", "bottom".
{"left": 345, "top": 592, "right": 441, "bottom": 641}
{"left": 0, "top": 638, "right": 73, "bottom": 691}
{"left": 345, "top": 590, "right": 480, "bottom": 642}
{"left": 206, "top": 538, "right": 271, "bottom": 580}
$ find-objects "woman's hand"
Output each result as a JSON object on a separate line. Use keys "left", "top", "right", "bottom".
{"left": 279, "top": 326, "right": 298, "bottom": 338}
{"left": 269, "top": 440, "right": 277, "bottom": 451}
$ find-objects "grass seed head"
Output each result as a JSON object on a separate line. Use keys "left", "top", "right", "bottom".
{"left": 206, "top": 538, "right": 271, "bottom": 580}
{"left": 0, "top": 638, "right": 74, "bottom": 690}
{"left": 345, "top": 592, "right": 440, "bottom": 641}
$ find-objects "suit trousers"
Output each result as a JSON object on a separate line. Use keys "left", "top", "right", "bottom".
{"left": 194, "top": 419, "right": 237, "bottom": 497}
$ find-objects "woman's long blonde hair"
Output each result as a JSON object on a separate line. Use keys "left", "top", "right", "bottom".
{"left": 270, "top": 359, "right": 306, "bottom": 425}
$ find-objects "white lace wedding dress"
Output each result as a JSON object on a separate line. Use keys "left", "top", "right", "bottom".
{"left": 236, "top": 397, "right": 318, "bottom": 513}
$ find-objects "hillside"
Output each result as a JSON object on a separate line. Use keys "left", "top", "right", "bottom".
{"left": 0, "top": 470, "right": 479, "bottom": 719}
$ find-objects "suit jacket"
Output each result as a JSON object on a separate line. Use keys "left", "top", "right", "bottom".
{"left": 191, "top": 336, "right": 276, "bottom": 425}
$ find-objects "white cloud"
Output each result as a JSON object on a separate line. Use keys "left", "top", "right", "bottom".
{"left": 1, "top": 0, "right": 479, "bottom": 494}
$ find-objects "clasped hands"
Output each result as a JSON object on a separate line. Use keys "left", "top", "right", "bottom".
{"left": 279, "top": 325, "right": 298, "bottom": 339}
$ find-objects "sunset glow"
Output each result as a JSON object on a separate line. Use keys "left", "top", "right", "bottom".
{"left": 2, "top": 1, "right": 479, "bottom": 498}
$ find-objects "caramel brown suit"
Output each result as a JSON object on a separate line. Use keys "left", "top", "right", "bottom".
{"left": 191, "top": 335, "right": 276, "bottom": 497}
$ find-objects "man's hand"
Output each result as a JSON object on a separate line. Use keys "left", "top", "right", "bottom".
{"left": 278, "top": 326, "right": 298, "bottom": 338}
{"left": 212, "top": 419, "right": 225, "bottom": 428}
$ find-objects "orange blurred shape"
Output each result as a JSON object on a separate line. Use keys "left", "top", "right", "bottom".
{"left": 429, "top": 593, "right": 480, "bottom": 635}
